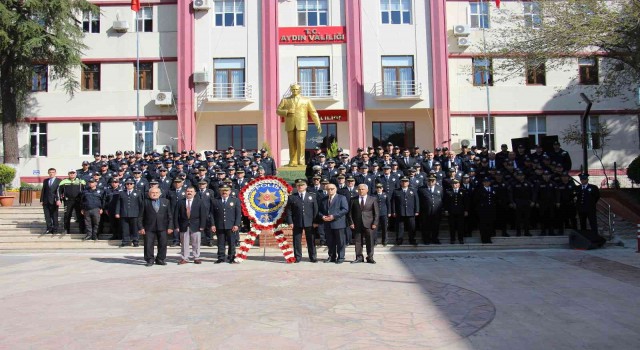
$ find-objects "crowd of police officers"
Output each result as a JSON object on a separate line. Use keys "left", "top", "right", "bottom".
{"left": 45, "top": 139, "right": 601, "bottom": 255}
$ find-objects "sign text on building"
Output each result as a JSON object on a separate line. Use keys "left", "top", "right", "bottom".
{"left": 279, "top": 27, "right": 346, "bottom": 45}
{"left": 281, "top": 110, "right": 348, "bottom": 124}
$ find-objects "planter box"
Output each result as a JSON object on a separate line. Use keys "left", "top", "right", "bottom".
{"left": 0, "top": 193, "right": 18, "bottom": 207}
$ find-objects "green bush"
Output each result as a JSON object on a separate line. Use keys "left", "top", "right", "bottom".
{"left": 628, "top": 155, "right": 640, "bottom": 184}
{"left": 0, "top": 164, "right": 16, "bottom": 185}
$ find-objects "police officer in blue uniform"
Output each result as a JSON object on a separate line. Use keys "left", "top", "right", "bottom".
{"left": 418, "top": 175, "right": 444, "bottom": 244}
{"left": 444, "top": 179, "right": 469, "bottom": 244}
{"left": 80, "top": 178, "right": 105, "bottom": 241}
{"left": 391, "top": 177, "right": 419, "bottom": 245}
{"left": 373, "top": 183, "right": 391, "bottom": 246}
{"left": 212, "top": 184, "right": 242, "bottom": 264}
{"left": 116, "top": 178, "right": 144, "bottom": 247}
{"left": 575, "top": 173, "right": 600, "bottom": 235}
{"left": 286, "top": 179, "right": 319, "bottom": 263}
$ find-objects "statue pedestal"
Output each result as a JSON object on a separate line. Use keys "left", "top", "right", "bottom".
{"left": 255, "top": 227, "right": 306, "bottom": 247}
{"left": 277, "top": 166, "right": 306, "bottom": 185}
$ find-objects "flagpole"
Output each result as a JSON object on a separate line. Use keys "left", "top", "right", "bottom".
{"left": 480, "top": 0, "right": 493, "bottom": 151}
{"left": 135, "top": 7, "right": 141, "bottom": 153}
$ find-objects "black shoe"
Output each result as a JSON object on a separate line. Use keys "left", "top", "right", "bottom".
{"left": 319, "top": 240, "right": 326, "bottom": 246}
{"left": 502, "top": 233, "right": 510, "bottom": 237}
{"left": 133, "top": 242, "right": 140, "bottom": 247}
{"left": 43, "top": 229, "right": 51, "bottom": 235}
{"left": 351, "top": 259, "right": 364, "bottom": 264}
{"left": 155, "top": 260, "right": 167, "bottom": 265}
{"left": 214, "top": 259, "right": 225, "bottom": 264}
{"left": 145, "top": 261, "right": 154, "bottom": 267}
{"left": 119, "top": 242, "right": 130, "bottom": 247}
{"left": 207, "top": 241, "right": 214, "bottom": 247}
{"left": 92, "top": 236, "right": 97, "bottom": 241}
{"left": 83, "top": 235, "right": 92, "bottom": 241}
{"left": 433, "top": 240, "right": 441, "bottom": 245}
{"left": 170, "top": 242, "right": 178, "bottom": 247}
{"left": 410, "top": 240, "right": 417, "bottom": 246}
{"left": 309, "top": 258, "right": 318, "bottom": 263}
{"left": 459, "top": 240, "right": 464, "bottom": 244}
{"left": 294, "top": 259, "right": 301, "bottom": 263}
{"left": 524, "top": 232, "right": 532, "bottom": 237}
{"left": 324, "top": 258, "right": 336, "bottom": 263}
{"left": 228, "top": 260, "right": 237, "bottom": 264}
{"left": 335, "top": 260, "right": 344, "bottom": 264}
{"left": 366, "top": 258, "right": 377, "bottom": 264}
{"left": 396, "top": 239, "right": 403, "bottom": 245}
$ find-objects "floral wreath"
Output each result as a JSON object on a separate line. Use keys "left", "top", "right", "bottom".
{"left": 235, "top": 176, "right": 295, "bottom": 263}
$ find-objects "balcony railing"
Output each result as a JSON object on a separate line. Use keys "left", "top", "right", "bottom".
{"left": 207, "top": 82, "right": 252, "bottom": 102}
{"left": 373, "top": 80, "right": 423, "bottom": 100}
{"left": 282, "top": 82, "right": 338, "bottom": 100}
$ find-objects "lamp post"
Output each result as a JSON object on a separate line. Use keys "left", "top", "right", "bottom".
{"left": 580, "top": 93, "right": 592, "bottom": 174}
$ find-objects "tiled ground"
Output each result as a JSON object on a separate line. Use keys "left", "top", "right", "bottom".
{"left": 0, "top": 245, "right": 639, "bottom": 349}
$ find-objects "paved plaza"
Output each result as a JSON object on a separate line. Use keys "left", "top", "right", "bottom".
{"left": 1, "top": 242, "right": 640, "bottom": 349}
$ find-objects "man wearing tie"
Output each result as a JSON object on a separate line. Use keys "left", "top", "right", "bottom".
{"left": 318, "top": 184, "right": 349, "bottom": 264}
{"left": 575, "top": 173, "right": 600, "bottom": 235}
{"left": 286, "top": 179, "right": 319, "bottom": 263}
{"left": 391, "top": 177, "right": 420, "bottom": 245}
{"left": 115, "top": 179, "right": 144, "bottom": 247}
{"left": 211, "top": 185, "right": 242, "bottom": 264}
{"left": 138, "top": 187, "right": 173, "bottom": 267}
{"left": 41, "top": 168, "right": 61, "bottom": 235}
{"left": 474, "top": 177, "right": 497, "bottom": 244}
{"left": 444, "top": 179, "right": 469, "bottom": 244}
{"left": 348, "top": 184, "right": 379, "bottom": 264}
{"left": 417, "top": 176, "right": 444, "bottom": 245}
{"left": 175, "top": 187, "right": 207, "bottom": 265}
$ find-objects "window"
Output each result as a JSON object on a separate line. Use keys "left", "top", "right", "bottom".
{"left": 470, "top": 2, "right": 489, "bottom": 29}
{"left": 31, "top": 65, "right": 48, "bottom": 92}
{"left": 82, "top": 10, "right": 100, "bottom": 33}
{"left": 134, "top": 63, "right": 153, "bottom": 90}
{"left": 472, "top": 58, "right": 493, "bottom": 86}
{"left": 81, "top": 64, "right": 100, "bottom": 91}
{"left": 214, "top": 0, "right": 244, "bottom": 26}
{"left": 380, "top": 0, "right": 411, "bottom": 24}
{"left": 305, "top": 122, "right": 336, "bottom": 160}
{"left": 579, "top": 57, "right": 598, "bottom": 85}
{"left": 213, "top": 58, "right": 245, "bottom": 98}
{"left": 586, "top": 115, "right": 600, "bottom": 150}
{"left": 526, "top": 61, "right": 546, "bottom": 85}
{"left": 216, "top": 125, "right": 258, "bottom": 150}
{"left": 372, "top": 122, "right": 415, "bottom": 149}
{"left": 524, "top": 2, "right": 542, "bottom": 29}
{"left": 382, "top": 56, "right": 415, "bottom": 96}
{"left": 30, "top": 123, "right": 47, "bottom": 157}
{"left": 136, "top": 7, "right": 152, "bottom": 32}
{"left": 135, "top": 121, "right": 155, "bottom": 153}
{"left": 297, "top": 0, "right": 328, "bottom": 26}
{"left": 298, "top": 57, "right": 330, "bottom": 97}
{"left": 527, "top": 116, "right": 547, "bottom": 145}
{"left": 474, "top": 117, "right": 495, "bottom": 150}
{"left": 82, "top": 123, "right": 100, "bottom": 156}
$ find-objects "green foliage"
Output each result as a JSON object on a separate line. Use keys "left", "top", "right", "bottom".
{"left": 1, "top": 0, "right": 97, "bottom": 163}
{"left": 484, "top": 0, "right": 640, "bottom": 99}
{"left": 261, "top": 141, "right": 271, "bottom": 156}
{"left": 20, "top": 182, "right": 41, "bottom": 190}
{"left": 628, "top": 155, "right": 640, "bottom": 185}
{"left": 326, "top": 140, "right": 340, "bottom": 159}
{"left": 0, "top": 164, "right": 16, "bottom": 185}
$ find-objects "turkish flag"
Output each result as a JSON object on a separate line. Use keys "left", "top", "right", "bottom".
{"left": 131, "top": 0, "right": 140, "bottom": 12}
{"left": 495, "top": 0, "right": 501, "bottom": 8}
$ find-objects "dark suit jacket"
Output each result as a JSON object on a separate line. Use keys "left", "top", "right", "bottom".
{"left": 41, "top": 178, "right": 61, "bottom": 205}
{"left": 391, "top": 188, "right": 420, "bottom": 217}
{"left": 286, "top": 192, "right": 318, "bottom": 227}
{"left": 211, "top": 196, "right": 241, "bottom": 230}
{"left": 417, "top": 185, "right": 444, "bottom": 216}
{"left": 174, "top": 197, "right": 207, "bottom": 233}
{"left": 318, "top": 194, "right": 349, "bottom": 229}
{"left": 138, "top": 198, "right": 173, "bottom": 232}
{"left": 348, "top": 196, "right": 379, "bottom": 229}
{"left": 116, "top": 190, "right": 144, "bottom": 218}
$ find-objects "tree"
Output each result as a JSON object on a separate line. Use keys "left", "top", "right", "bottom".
{"left": 0, "top": 0, "right": 96, "bottom": 164}
{"left": 561, "top": 119, "right": 612, "bottom": 184}
{"left": 484, "top": 0, "right": 640, "bottom": 99}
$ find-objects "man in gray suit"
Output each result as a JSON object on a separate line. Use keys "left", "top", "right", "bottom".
{"left": 318, "top": 183, "right": 349, "bottom": 264}
{"left": 348, "top": 184, "right": 379, "bottom": 264}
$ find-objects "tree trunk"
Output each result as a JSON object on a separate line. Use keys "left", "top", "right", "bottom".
{"left": 1, "top": 64, "right": 20, "bottom": 165}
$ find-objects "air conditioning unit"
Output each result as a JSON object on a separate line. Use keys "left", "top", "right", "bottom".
{"left": 112, "top": 20, "right": 129, "bottom": 32}
{"left": 193, "top": 0, "right": 212, "bottom": 11}
{"left": 155, "top": 91, "right": 173, "bottom": 106}
{"left": 453, "top": 24, "right": 470, "bottom": 36}
{"left": 457, "top": 37, "right": 472, "bottom": 47}
{"left": 193, "top": 71, "right": 210, "bottom": 84}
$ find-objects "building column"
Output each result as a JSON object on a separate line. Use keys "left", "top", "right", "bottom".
{"left": 345, "top": 0, "right": 365, "bottom": 153}
{"left": 429, "top": 0, "right": 451, "bottom": 149}
{"left": 262, "top": 0, "right": 281, "bottom": 165}
{"left": 177, "top": 0, "right": 196, "bottom": 151}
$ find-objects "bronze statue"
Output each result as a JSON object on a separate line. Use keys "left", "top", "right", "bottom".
{"left": 276, "top": 83, "right": 322, "bottom": 167}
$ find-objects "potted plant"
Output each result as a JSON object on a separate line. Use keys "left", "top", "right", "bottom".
{"left": 0, "top": 164, "right": 17, "bottom": 206}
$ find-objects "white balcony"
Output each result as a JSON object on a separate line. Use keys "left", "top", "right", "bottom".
{"left": 282, "top": 82, "right": 338, "bottom": 101}
{"left": 373, "top": 81, "right": 423, "bottom": 100}
{"left": 206, "top": 82, "right": 253, "bottom": 103}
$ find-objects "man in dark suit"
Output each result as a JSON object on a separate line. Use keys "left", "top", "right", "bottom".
{"left": 348, "top": 184, "right": 379, "bottom": 264}
{"left": 417, "top": 176, "right": 444, "bottom": 244}
{"left": 575, "top": 173, "right": 600, "bottom": 235}
{"left": 444, "top": 179, "right": 469, "bottom": 244}
{"left": 175, "top": 187, "right": 207, "bottom": 265}
{"left": 211, "top": 185, "right": 242, "bottom": 264}
{"left": 138, "top": 187, "right": 173, "bottom": 267}
{"left": 318, "top": 183, "right": 349, "bottom": 264}
{"left": 398, "top": 149, "right": 416, "bottom": 174}
{"left": 373, "top": 183, "right": 391, "bottom": 246}
{"left": 41, "top": 168, "right": 61, "bottom": 234}
{"left": 286, "top": 179, "right": 319, "bottom": 263}
{"left": 391, "top": 177, "right": 420, "bottom": 245}
{"left": 474, "top": 177, "right": 497, "bottom": 244}
{"left": 115, "top": 179, "right": 144, "bottom": 247}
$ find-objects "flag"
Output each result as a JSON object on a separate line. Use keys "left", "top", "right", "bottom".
{"left": 131, "top": 0, "right": 140, "bottom": 12}
{"left": 495, "top": 0, "right": 501, "bottom": 8}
